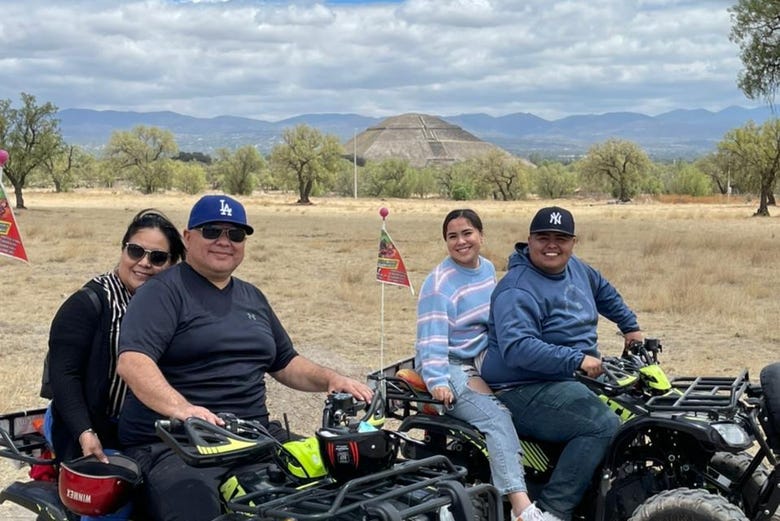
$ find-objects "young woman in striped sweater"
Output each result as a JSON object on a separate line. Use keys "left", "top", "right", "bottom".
{"left": 415, "top": 209, "right": 557, "bottom": 521}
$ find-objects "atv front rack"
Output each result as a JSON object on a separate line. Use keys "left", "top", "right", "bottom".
{"left": 645, "top": 369, "right": 750, "bottom": 418}
{"left": 227, "top": 454, "right": 503, "bottom": 520}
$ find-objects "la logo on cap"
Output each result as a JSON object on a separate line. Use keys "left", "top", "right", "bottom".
{"left": 219, "top": 199, "right": 233, "bottom": 217}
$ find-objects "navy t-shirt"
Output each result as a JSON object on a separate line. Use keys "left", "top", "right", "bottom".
{"left": 118, "top": 262, "right": 298, "bottom": 446}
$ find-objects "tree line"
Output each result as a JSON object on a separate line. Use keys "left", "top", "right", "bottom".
{"left": 1, "top": 92, "right": 778, "bottom": 215}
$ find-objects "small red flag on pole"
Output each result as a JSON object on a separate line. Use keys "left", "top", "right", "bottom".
{"left": 376, "top": 207, "right": 413, "bottom": 373}
{"left": 0, "top": 149, "right": 29, "bottom": 264}
{"left": 376, "top": 207, "right": 414, "bottom": 294}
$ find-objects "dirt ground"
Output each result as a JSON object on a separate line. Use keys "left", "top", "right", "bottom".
{"left": 1, "top": 191, "right": 779, "bottom": 519}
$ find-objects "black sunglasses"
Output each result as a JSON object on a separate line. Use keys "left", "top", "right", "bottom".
{"left": 125, "top": 243, "right": 171, "bottom": 267}
{"left": 196, "top": 226, "right": 247, "bottom": 243}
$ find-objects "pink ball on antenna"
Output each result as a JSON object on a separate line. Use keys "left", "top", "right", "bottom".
{"left": 379, "top": 207, "right": 389, "bottom": 218}
{"left": 0, "top": 149, "right": 8, "bottom": 167}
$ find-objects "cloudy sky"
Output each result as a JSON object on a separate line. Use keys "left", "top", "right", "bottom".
{"left": 0, "top": 0, "right": 761, "bottom": 121}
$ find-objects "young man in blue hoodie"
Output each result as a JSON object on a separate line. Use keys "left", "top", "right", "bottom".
{"left": 481, "top": 206, "right": 643, "bottom": 521}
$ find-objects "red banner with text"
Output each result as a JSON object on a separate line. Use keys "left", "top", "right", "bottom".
{"left": 0, "top": 179, "right": 29, "bottom": 263}
{"left": 376, "top": 228, "right": 411, "bottom": 291}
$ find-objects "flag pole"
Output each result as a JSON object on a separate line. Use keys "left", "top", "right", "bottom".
{"left": 379, "top": 208, "right": 389, "bottom": 372}
{"left": 376, "top": 206, "right": 414, "bottom": 374}
{"left": 380, "top": 279, "right": 385, "bottom": 372}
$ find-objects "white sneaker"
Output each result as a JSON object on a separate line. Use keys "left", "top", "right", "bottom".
{"left": 514, "top": 502, "right": 565, "bottom": 521}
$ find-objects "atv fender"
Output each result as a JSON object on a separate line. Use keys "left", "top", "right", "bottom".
{"left": 0, "top": 480, "right": 72, "bottom": 521}
{"left": 760, "top": 362, "right": 780, "bottom": 453}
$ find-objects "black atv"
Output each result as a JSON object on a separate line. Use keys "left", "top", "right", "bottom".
{"left": 369, "top": 339, "right": 780, "bottom": 521}
{"left": 0, "top": 393, "right": 503, "bottom": 521}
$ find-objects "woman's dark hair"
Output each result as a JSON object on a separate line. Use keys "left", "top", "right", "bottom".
{"left": 442, "top": 209, "right": 484, "bottom": 240}
{"left": 121, "top": 208, "right": 186, "bottom": 263}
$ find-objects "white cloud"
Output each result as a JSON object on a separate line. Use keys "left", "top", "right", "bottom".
{"left": 0, "top": 0, "right": 757, "bottom": 121}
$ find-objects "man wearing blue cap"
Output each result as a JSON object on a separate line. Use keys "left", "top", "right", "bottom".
{"left": 480, "top": 206, "right": 643, "bottom": 521}
{"left": 116, "top": 194, "right": 373, "bottom": 521}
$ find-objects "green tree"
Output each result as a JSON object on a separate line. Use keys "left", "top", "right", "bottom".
{"left": 106, "top": 126, "right": 178, "bottom": 194}
{"left": 41, "top": 144, "right": 76, "bottom": 192}
{"left": 729, "top": 0, "right": 780, "bottom": 102}
{"left": 695, "top": 152, "right": 737, "bottom": 195}
{"left": 212, "top": 146, "right": 265, "bottom": 195}
{"left": 172, "top": 160, "right": 207, "bottom": 195}
{"left": 578, "top": 139, "right": 651, "bottom": 202}
{"left": 268, "top": 125, "right": 344, "bottom": 204}
{"left": 667, "top": 162, "right": 713, "bottom": 196}
{"left": 436, "top": 161, "right": 491, "bottom": 200}
{"left": 533, "top": 162, "right": 578, "bottom": 199}
{"left": 91, "top": 158, "right": 120, "bottom": 188}
{"left": 718, "top": 119, "right": 780, "bottom": 216}
{"left": 408, "top": 167, "right": 437, "bottom": 198}
{"left": 364, "top": 159, "right": 414, "bottom": 198}
{"left": 474, "top": 150, "right": 529, "bottom": 201}
{"left": 0, "top": 93, "right": 62, "bottom": 208}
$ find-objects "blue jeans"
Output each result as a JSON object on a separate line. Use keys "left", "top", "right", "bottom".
{"left": 448, "top": 364, "right": 527, "bottom": 495}
{"left": 497, "top": 381, "right": 619, "bottom": 521}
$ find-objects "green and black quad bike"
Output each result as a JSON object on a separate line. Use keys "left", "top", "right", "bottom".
{"left": 370, "top": 339, "right": 780, "bottom": 521}
{"left": 0, "top": 391, "right": 503, "bottom": 521}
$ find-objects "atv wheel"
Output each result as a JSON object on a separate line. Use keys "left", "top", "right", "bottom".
{"left": 709, "top": 452, "right": 779, "bottom": 520}
{"left": 629, "top": 488, "right": 748, "bottom": 521}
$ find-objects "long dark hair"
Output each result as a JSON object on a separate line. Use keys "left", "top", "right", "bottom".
{"left": 121, "top": 208, "right": 186, "bottom": 263}
{"left": 442, "top": 209, "right": 484, "bottom": 240}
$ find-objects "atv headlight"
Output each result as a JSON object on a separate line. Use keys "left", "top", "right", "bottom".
{"left": 711, "top": 422, "right": 752, "bottom": 450}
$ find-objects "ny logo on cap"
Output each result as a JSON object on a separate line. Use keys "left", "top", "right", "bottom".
{"left": 219, "top": 199, "right": 233, "bottom": 217}
{"left": 549, "top": 212, "right": 563, "bottom": 225}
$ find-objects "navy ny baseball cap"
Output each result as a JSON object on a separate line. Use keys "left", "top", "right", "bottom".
{"left": 187, "top": 195, "right": 254, "bottom": 235}
{"left": 529, "top": 206, "right": 575, "bottom": 236}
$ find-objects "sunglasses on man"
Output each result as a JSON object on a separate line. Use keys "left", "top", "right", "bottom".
{"left": 124, "top": 243, "right": 171, "bottom": 267}
{"left": 195, "top": 225, "right": 247, "bottom": 243}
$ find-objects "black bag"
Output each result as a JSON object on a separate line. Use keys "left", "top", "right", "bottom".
{"left": 40, "top": 286, "right": 102, "bottom": 399}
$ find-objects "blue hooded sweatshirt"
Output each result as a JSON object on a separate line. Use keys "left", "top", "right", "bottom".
{"left": 481, "top": 242, "right": 640, "bottom": 388}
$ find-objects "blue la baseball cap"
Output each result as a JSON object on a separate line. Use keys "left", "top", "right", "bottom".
{"left": 187, "top": 195, "right": 254, "bottom": 235}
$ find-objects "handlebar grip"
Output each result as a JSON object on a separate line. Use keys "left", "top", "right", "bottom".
{"left": 157, "top": 418, "right": 183, "bottom": 432}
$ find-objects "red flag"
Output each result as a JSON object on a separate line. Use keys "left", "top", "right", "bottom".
{"left": 376, "top": 228, "right": 413, "bottom": 294}
{"left": 0, "top": 176, "right": 29, "bottom": 263}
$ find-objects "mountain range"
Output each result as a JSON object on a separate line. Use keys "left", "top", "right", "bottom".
{"left": 57, "top": 105, "right": 775, "bottom": 160}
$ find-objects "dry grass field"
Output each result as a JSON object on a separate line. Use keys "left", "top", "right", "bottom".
{"left": 1, "top": 190, "right": 779, "bottom": 516}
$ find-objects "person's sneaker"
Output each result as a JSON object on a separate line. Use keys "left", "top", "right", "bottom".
{"left": 514, "top": 503, "right": 565, "bottom": 521}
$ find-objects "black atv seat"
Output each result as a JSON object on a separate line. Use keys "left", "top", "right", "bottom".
{"left": 0, "top": 480, "right": 72, "bottom": 521}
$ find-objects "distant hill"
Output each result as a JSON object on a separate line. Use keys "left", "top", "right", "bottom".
{"left": 58, "top": 106, "right": 775, "bottom": 160}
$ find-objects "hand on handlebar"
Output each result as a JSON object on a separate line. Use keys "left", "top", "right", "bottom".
{"left": 580, "top": 355, "right": 604, "bottom": 378}
{"left": 328, "top": 375, "right": 374, "bottom": 403}
{"left": 174, "top": 404, "right": 225, "bottom": 427}
{"left": 623, "top": 331, "right": 644, "bottom": 349}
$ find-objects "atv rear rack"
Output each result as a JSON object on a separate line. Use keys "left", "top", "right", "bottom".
{"left": 645, "top": 369, "right": 750, "bottom": 418}
{"left": 227, "top": 454, "right": 502, "bottom": 520}
{"left": 0, "top": 408, "right": 49, "bottom": 465}
{"left": 368, "top": 358, "right": 445, "bottom": 420}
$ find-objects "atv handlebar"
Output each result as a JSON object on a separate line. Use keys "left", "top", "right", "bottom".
{"left": 575, "top": 356, "right": 642, "bottom": 397}
{"left": 155, "top": 414, "right": 278, "bottom": 468}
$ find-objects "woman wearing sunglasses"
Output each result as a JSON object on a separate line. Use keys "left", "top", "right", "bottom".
{"left": 45, "top": 208, "right": 185, "bottom": 478}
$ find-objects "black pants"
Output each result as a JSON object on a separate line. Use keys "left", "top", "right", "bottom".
{"left": 124, "top": 420, "right": 291, "bottom": 521}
